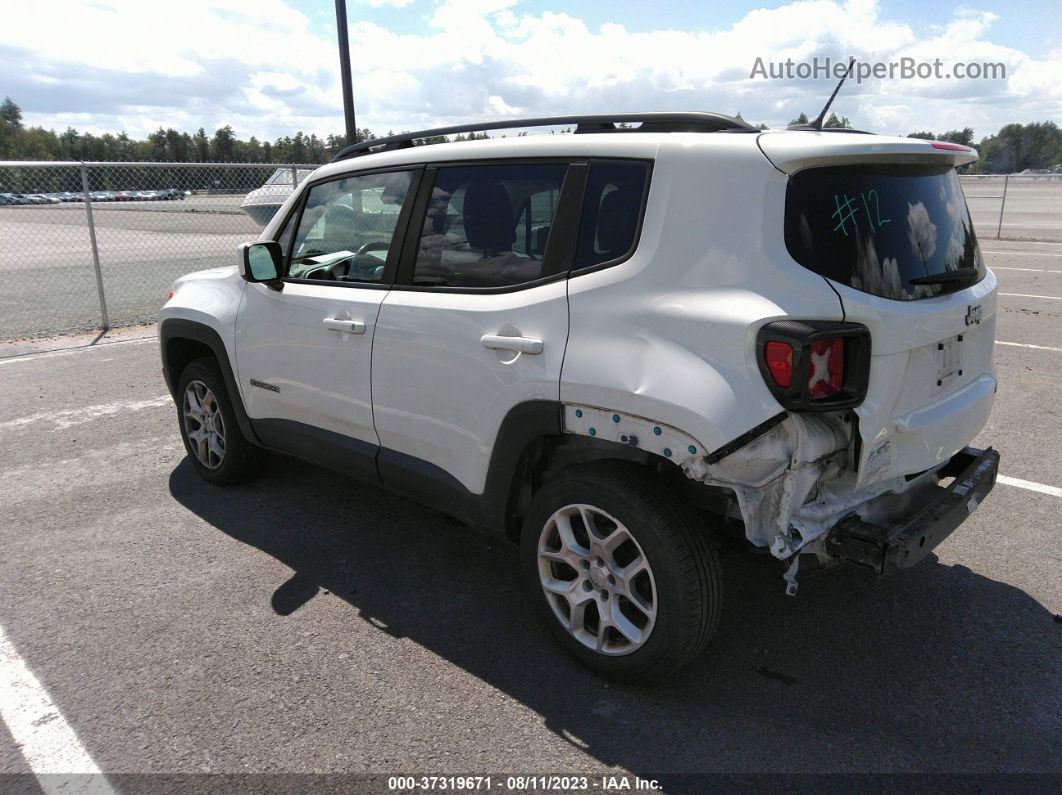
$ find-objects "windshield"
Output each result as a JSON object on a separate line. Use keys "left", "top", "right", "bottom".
{"left": 784, "top": 164, "right": 986, "bottom": 301}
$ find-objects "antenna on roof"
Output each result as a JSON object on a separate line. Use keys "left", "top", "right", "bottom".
{"left": 789, "top": 57, "right": 855, "bottom": 131}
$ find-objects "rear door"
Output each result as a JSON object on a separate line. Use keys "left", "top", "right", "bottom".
{"left": 778, "top": 152, "right": 997, "bottom": 485}
{"left": 370, "top": 160, "right": 582, "bottom": 496}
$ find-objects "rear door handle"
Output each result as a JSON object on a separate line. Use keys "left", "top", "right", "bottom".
{"left": 323, "top": 318, "right": 366, "bottom": 334}
{"left": 481, "top": 334, "right": 543, "bottom": 355}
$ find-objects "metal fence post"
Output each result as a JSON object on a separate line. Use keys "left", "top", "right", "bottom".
{"left": 996, "top": 174, "right": 1009, "bottom": 240}
{"left": 80, "top": 163, "right": 110, "bottom": 330}
{"left": 291, "top": 165, "right": 298, "bottom": 192}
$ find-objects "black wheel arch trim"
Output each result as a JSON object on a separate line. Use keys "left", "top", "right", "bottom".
{"left": 160, "top": 318, "right": 260, "bottom": 446}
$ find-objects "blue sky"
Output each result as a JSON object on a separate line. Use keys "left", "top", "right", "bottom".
{"left": 292, "top": 0, "right": 1061, "bottom": 58}
{"left": 3, "top": 0, "right": 1060, "bottom": 142}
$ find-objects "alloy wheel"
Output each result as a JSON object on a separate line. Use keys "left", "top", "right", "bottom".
{"left": 183, "top": 380, "right": 226, "bottom": 470}
{"left": 537, "top": 504, "right": 658, "bottom": 656}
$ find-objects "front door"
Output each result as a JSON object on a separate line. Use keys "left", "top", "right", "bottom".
{"left": 235, "top": 167, "right": 419, "bottom": 478}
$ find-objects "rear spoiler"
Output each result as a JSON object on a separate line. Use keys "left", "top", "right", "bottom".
{"left": 756, "top": 130, "right": 978, "bottom": 175}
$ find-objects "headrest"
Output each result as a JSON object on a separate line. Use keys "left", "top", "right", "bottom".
{"left": 463, "top": 180, "right": 515, "bottom": 254}
{"left": 596, "top": 187, "right": 640, "bottom": 257}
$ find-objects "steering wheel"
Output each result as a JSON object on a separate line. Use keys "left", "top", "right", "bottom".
{"left": 355, "top": 241, "right": 389, "bottom": 258}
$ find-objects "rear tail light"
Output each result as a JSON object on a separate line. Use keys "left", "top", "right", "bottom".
{"left": 764, "top": 341, "right": 794, "bottom": 388}
{"left": 807, "top": 336, "right": 844, "bottom": 399}
{"left": 756, "top": 321, "right": 870, "bottom": 411}
{"left": 930, "top": 141, "right": 972, "bottom": 152}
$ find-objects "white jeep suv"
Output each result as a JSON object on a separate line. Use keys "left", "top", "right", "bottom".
{"left": 160, "top": 113, "right": 999, "bottom": 680}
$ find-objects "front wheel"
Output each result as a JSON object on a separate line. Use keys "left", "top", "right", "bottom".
{"left": 520, "top": 462, "right": 722, "bottom": 681}
{"left": 176, "top": 358, "right": 266, "bottom": 485}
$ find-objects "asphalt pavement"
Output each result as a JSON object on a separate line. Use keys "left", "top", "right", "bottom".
{"left": 0, "top": 242, "right": 1059, "bottom": 791}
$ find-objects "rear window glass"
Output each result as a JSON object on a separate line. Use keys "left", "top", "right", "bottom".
{"left": 575, "top": 161, "right": 650, "bottom": 269}
{"left": 784, "top": 164, "right": 985, "bottom": 301}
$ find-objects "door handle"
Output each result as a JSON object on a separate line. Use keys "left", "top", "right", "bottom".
{"left": 323, "top": 318, "right": 366, "bottom": 334}
{"left": 481, "top": 334, "right": 543, "bottom": 355}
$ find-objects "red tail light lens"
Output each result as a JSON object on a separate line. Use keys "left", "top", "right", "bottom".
{"left": 764, "top": 341, "right": 794, "bottom": 387}
{"left": 756, "top": 321, "right": 870, "bottom": 412}
{"left": 807, "top": 337, "right": 844, "bottom": 399}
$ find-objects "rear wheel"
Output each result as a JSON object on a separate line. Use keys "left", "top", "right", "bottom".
{"left": 177, "top": 358, "right": 266, "bottom": 485}
{"left": 520, "top": 462, "right": 722, "bottom": 681}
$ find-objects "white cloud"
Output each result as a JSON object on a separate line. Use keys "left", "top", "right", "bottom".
{"left": 1, "top": 0, "right": 1059, "bottom": 143}
{"left": 351, "top": 0, "right": 416, "bottom": 7}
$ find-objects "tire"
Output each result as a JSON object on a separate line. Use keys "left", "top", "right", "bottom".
{"left": 176, "top": 357, "right": 266, "bottom": 485}
{"left": 520, "top": 461, "right": 722, "bottom": 681}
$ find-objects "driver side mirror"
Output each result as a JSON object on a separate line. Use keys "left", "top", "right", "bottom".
{"left": 238, "top": 241, "right": 283, "bottom": 285}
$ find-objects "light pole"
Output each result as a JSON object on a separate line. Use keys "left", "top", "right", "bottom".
{"left": 335, "top": 0, "right": 357, "bottom": 146}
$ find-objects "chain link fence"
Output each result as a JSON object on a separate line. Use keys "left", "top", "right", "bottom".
{"left": 960, "top": 174, "right": 1062, "bottom": 242}
{"left": 0, "top": 164, "right": 1060, "bottom": 341}
{"left": 0, "top": 162, "right": 314, "bottom": 340}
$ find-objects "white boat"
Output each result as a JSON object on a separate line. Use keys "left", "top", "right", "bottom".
{"left": 241, "top": 167, "right": 315, "bottom": 227}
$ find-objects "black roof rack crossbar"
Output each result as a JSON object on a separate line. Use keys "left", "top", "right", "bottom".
{"left": 330, "top": 112, "right": 757, "bottom": 162}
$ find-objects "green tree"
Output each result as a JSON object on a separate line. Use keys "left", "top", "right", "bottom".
{"left": 823, "top": 112, "right": 851, "bottom": 129}
{"left": 193, "top": 128, "right": 209, "bottom": 161}
{"left": 938, "top": 127, "right": 975, "bottom": 147}
{"left": 210, "top": 125, "right": 236, "bottom": 162}
{"left": 0, "top": 97, "right": 23, "bottom": 158}
{"left": 0, "top": 97, "right": 22, "bottom": 127}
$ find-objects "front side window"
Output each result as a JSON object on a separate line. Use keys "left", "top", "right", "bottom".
{"left": 784, "top": 164, "right": 986, "bottom": 300}
{"left": 412, "top": 163, "right": 569, "bottom": 288}
{"left": 287, "top": 170, "right": 414, "bottom": 283}
{"left": 575, "top": 161, "right": 650, "bottom": 270}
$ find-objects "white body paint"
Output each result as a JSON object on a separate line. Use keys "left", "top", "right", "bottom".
{"left": 162, "top": 128, "right": 999, "bottom": 562}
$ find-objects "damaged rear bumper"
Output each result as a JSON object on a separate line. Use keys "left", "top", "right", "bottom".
{"left": 825, "top": 446, "right": 999, "bottom": 575}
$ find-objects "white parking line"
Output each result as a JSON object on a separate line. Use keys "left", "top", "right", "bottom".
{"left": 992, "top": 267, "right": 1061, "bottom": 273}
{"left": 998, "top": 475, "right": 1062, "bottom": 499}
{"left": 0, "top": 395, "right": 171, "bottom": 432}
{"left": 981, "top": 239, "right": 1062, "bottom": 248}
{"left": 997, "top": 341, "right": 1062, "bottom": 353}
{"left": 0, "top": 336, "right": 156, "bottom": 366}
{"left": 982, "top": 250, "right": 1062, "bottom": 258}
{"left": 0, "top": 624, "right": 115, "bottom": 791}
{"left": 999, "top": 292, "right": 1062, "bottom": 301}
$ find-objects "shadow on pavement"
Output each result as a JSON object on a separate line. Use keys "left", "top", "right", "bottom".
{"left": 169, "top": 455, "right": 1059, "bottom": 782}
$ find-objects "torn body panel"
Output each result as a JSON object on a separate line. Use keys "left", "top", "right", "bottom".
{"left": 563, "top": 403, "right": 937, "bottom": 563}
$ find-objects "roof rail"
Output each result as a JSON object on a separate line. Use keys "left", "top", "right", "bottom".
{"left": 329, "top": 112, "right": 757, "bottom": 162}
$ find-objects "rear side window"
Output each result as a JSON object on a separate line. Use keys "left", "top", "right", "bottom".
{"left": 412, "top": 163, "right": 568, "bottom": 288}
{"left": 575, "top": 161, "right": 650, "bottom": 270}
{"left": 784, "top": 164, "right": 986, "bottom": 301}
